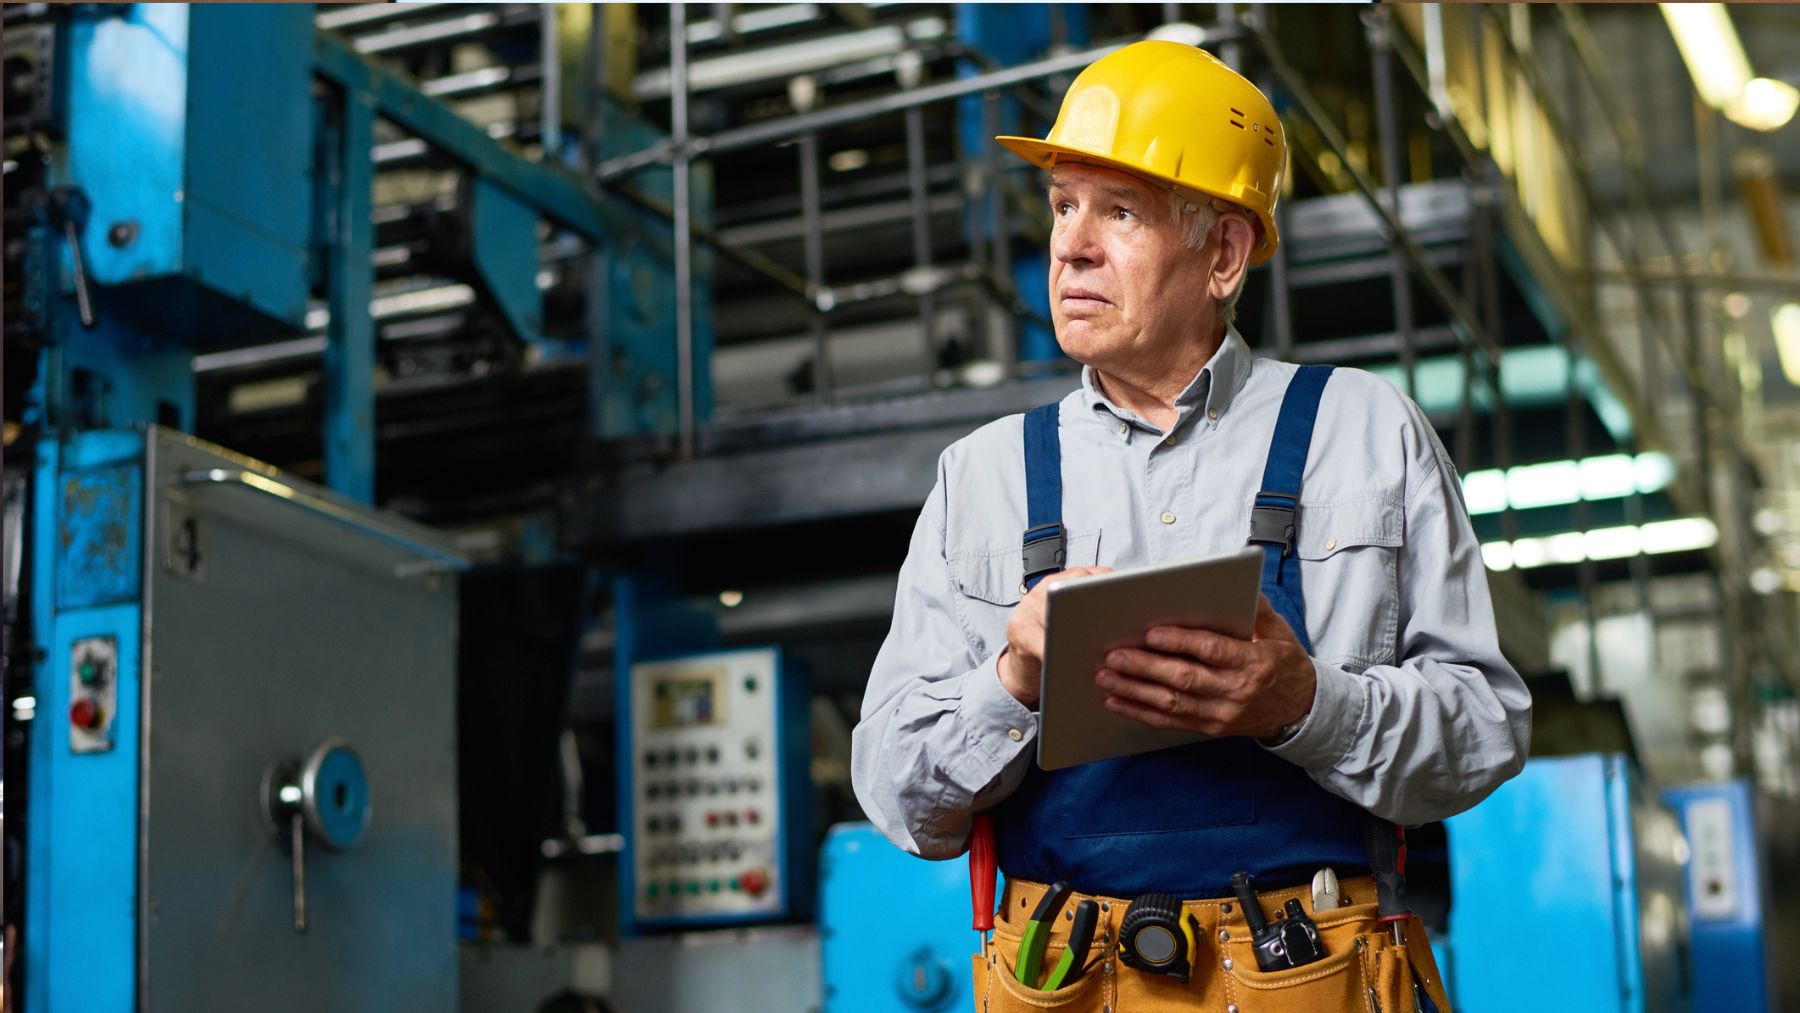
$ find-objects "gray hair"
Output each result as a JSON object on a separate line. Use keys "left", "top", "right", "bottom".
{"left": 1164, "top": 193, "right": 1252, "bottom": 328}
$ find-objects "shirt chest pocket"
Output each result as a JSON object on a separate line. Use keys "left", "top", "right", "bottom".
{"left": 1293, "top": 494, "right": 1402, "bottom": 669}
{"left": 947, "top": 531, "right": 1101, "bottom": 655}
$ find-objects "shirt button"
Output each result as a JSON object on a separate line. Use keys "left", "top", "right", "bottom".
{"left": 1326, "top": 537, "right": 1338, "bottom": 551}
{"left": 1160, "top": 511, "right": 1176, "bottom": 525}
{"left": 1007, "top": 728, "right": 1024, "bottom": 742}
{"left": 1207, "top": 408, "right": 1219, "bottom": 422}
{"left": 1163, "top": 434, "right": 1177, "bottom": 447}
{"left": 1117, "top": 423, "right": 1128, "bottom": 436}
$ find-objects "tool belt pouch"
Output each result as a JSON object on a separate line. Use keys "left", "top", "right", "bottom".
{"left": 973, "top": 929, "right": 1107, "bottom": 1012}
{"left": 1221, "top": 920, "right": 1452, "bottom": 1013}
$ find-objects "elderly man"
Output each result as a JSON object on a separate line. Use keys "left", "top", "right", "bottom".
{"left": 851, "top": 41, "right": 1528, "bottom": 1012}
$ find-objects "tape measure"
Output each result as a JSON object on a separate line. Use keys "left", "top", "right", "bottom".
{"left": 1117, "top": 893, "right": 1199, "bottom": 984}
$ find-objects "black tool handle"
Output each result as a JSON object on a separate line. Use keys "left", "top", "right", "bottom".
{"left": 1230, "top": 871, "right": 1269, "bottom": 935}
{"left": 1065, "top": 900, "right": 1099, "bottom": 975}
{"left": 1031, "top": 880, "right": 1073, "bottom": 924}
{"left": 1364, "top": 816, "right": 1411, "bottom": 921}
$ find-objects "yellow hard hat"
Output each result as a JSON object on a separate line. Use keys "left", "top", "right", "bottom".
{"left": 996, "top": 40, "right": 1287, "bottom": 264}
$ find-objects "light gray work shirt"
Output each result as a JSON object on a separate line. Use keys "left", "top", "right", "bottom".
{"left": 851, "top": 329, "right": 1531, "bottom": 859}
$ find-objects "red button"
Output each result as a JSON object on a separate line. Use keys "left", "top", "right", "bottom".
{"left": 705, "top": 811, "right": 719, "bottom": 827}
{"left": 724, "top": 811, "right": 738, "bottom": 826}
{"left": 746, "top": 809, "right": 760, "bottom": 824}
{"left": 70, "top": 697, "right": 102, "bottom": 731}
{"left": 739, "top": 868, "right": 768, "bottom": 897}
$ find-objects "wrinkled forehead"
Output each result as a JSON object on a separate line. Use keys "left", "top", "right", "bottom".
{"left": 1045, "top": 161, "right": 1162, "bottom": 200}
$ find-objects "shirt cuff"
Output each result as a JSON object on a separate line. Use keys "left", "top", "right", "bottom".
{"left": 1262, "top": 657, "right": 1362, "bottom": 770}
{"left": 958, "top": 652, "right": 1040, "bottom": 769}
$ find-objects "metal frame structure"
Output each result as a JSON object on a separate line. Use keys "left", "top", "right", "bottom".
{"left": 571, "top": 3, "right": 1795, "bottom": 771}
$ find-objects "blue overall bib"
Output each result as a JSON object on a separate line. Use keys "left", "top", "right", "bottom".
{"left": 992, "top": 365, "right": 1373, "bottom": 899}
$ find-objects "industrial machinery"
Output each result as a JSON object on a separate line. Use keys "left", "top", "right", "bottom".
{"left": 1663, "top": 780, "right": 1778, "bottom": 1011}
{"left": 25, "top": 428, "right": 464, "bottom": 1012}
{"left": 1443, "top": 754, "right": 1689, "bottom": 1013}
{"left": 619, "top": 647, "right": 812, "bottom": 931}
{"left": 818, "top": 822, "right": 990, "bottom": 1013}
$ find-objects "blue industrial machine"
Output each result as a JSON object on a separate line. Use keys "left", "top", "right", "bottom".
{"left": 819, "top": 823, "right": 999, "bottom": 1013}
{"left": 1443, "top": 754, "right": 1689, "bottom": 1013}
{"left": 617, "top": 646, "right": 813, "bottom": 933}
{"left": 9, "top": 3, "right": 710, "bottom": 1010}
{"left": 1663, "top": 780, "right": 1777, "bottom": 1012}
{"left": 27, "top": 428, "right": 465, "bottom": 1013}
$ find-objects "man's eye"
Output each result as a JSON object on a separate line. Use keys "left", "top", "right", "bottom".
{"left": 1113, "top": 205, "right": 1135, "bottom": 220}
{"left": 1051, "top": 201, "right": 1074, "bottom": 216}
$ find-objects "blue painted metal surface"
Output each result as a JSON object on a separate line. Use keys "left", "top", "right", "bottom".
{"left": 1444, "top": 754, "right": 1688, "bottom": 1013}
{"left": 60, "top": 3, "right": 313, "bottom": 342}
{"left": 470, "top": 177, "right": 547, "bottom": 346}
{"left": 819, "top": 822, "right": 1000, "bottom": 1013}
{"left": 323, "top": 78, "right": 376, "bottom": 503}
{"left": 1663, "top": 780, "right": 1774, "bottom": 1013}
{"left": 26, "top": 432, "right": 147, "bottom": 1013}
{"left": 592, "top": 99, "right": 716, "bottom": 437}
{"left": 54, "top": 461, "right": 142, "bottom": 610}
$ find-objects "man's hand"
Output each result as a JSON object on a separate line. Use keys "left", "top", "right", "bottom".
{"left": 1094, "top": 594, "right": 1315, "bottom": 738}
{"left": 997, "top": 566, "right": 1113, "bottom": 707}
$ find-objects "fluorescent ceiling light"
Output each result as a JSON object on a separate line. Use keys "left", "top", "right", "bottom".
{"left": 1507, "top": 460, "right": 1581, "bottom": 510}
{"left": 1774, "top": 302, "right": 1800, "bottom": 387}
{"left": 1660, "top": 4, "right": 1752, "bottom": 110}
{"left": 1480, "top": 541, "right": 1514, "bottom": 572}
{"left": 1480, "top": 516, "right": 1717, "bottom": 570}
{"left": 1460, "top": 452, "right": 1675, "bottom": 516}
{"left": 1730, "top": 77, "right": 1799, "bottom": 133}
{"left": 1660, "top": 5, "right": 1796, "bottom": 131}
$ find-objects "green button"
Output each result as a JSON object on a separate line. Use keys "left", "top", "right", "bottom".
{"left": 78, "top": 661, "right": 100, "bottom": 685}
{"left": 685, "top": 881, "right": 701, "bottom": 896}
{"left": 646, "top": 882, "right": 660, "bottom": 898}
{"left": 708, "top": 879, "right": 721, "bottom": 893}
{"left": 729, "top": 877, "right": 740, "bottom": 891}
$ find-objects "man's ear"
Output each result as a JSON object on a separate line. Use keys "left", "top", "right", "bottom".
{"left": 1207, "top": 213, "right": 1257, "bottom": 303}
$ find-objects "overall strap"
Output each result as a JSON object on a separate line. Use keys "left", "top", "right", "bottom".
{"left": 1021, "top": 403, "right": 1066, "bottom": 592}
{"left": 1246, "top": 364, "right": 1334, "bottom": 654}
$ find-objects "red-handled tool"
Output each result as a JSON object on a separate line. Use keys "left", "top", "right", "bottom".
{"left": 1364, "top": 816, "right": 1410, "bottom": 944}
{"left": 969, "top": 812, "right": 997, "bottom": 949}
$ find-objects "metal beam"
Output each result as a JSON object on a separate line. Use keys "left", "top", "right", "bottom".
{"left": 314, "top": 32, "right": 607, "bottom": 243}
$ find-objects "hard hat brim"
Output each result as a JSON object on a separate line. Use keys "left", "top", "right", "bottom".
{"left": 993, "top": 134, "right": 1277, "bottom": 265}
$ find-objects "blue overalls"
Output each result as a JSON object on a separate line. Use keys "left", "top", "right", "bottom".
{"left": 992, "top": 365, "right": 1374, "bottom": 899}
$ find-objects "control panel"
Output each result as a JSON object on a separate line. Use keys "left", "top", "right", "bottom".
{"left": 69, "top": 635, "right": 118, "bottom": 753}
{"left": 622, "top": 647, "right": 810, "bottom": 930}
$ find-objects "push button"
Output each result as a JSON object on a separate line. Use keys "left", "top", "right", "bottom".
{"left": 69, "top": 698, "right": 102, "bottom": 731}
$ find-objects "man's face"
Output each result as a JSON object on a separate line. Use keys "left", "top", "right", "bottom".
{"left": 1046, "top": 163, "right": 1218, "bottom": 372}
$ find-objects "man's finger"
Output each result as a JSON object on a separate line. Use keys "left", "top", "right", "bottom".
{"left": 1102, "top": 693, "right": 1211, "bottom": 733}
{"left": 1104, "top": 647, "right": 1203, "bottom": 690}
{"left": 1144, "top": 625, "right": 1248, "bottom": 668}
{"left": 1037, "top": 565, "right": 1112, "bottom": 590}
{"left": 1252, "top": 593, "right": 1301, "bottom": 644}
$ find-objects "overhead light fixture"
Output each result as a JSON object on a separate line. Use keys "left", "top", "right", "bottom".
{"left": 1480, "top": 517, "right": 1718, "bottom": 571}
{"left": 1732, "top": 77, "right": 1800, "bottom": 133}
{"left": 1773, "top": 302, "right": 1800, "bottom": 387}
{"left": 1660, "top": 4, "right": 1797, "bottom": 132}
{"left": 1459, "top": 452, "right": 1676, "bottom": 516}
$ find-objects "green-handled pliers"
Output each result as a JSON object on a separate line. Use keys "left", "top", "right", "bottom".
{"left": 1041, "top": 900, "right": 1100, "bottom": 990}
{"left": 1013, "top": 881, "right": 1072, "bottom": 988}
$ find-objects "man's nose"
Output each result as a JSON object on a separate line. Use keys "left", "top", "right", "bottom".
{"left": 1051, "top": 209, "right": 1102, "bottom": 266}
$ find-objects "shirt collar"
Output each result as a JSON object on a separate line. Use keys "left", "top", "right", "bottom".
{"left": 1080, "top": 327, "right": 1255, "bottom": 433}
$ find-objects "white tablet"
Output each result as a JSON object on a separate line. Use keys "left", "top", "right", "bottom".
{"left": 1037, "top": 546, "right": 1263, "bottom": 770}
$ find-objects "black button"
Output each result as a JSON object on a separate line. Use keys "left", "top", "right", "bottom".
{"left": 647, "top": 784, "right": 661, "bottom": 799}
{"left": 645, "top": 751, "right": 659, "bottom": 767}
{"left": 706, "top": 746, "right": 720, "bottom": 764}
{"left": 684, "top": 747, "right": 699, "bottom": 765}
{"left": 743, "top": 677, "right": 758, "bottom": 693}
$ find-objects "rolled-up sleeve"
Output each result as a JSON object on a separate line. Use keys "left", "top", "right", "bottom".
{"left": 851, "top": 454, "right": 1039, "bottom": 859}
{"left": 1266, "top": 422, "right": 1532, "bottom": 825}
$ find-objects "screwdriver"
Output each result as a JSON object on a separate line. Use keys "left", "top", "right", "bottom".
{"left": 969, "top": 812, "right": 996, "bottom": 953}
{"left": 1364, "top": 817, "right": 1411, "bottom": 945}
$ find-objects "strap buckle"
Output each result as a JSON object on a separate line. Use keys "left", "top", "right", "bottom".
{"left": 1247, "top": 494, "right": 1298, "bottom": 557}
{"left": 1021, "top": 522, "right": 1067, "bottom": 588}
